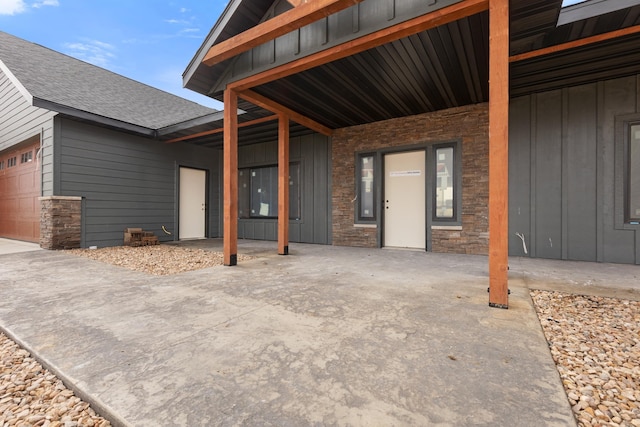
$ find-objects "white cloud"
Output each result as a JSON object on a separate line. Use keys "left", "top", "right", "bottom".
{"left": 32, "top": 0, "right": 59, "bottom": 8}
{"left": 180, "top": 7, "right": 188, "bottom": 13}
{"left": 0, "top": 0, "right": 58, "bottom": 14}
{"left": 0, "top": 0, "right": 27, "bottom": 15}
{"left": 165, "top": 18, "right": 189, "bottom": 25}
{"left": 63, "top": 39, "right": 116, "bottom": 68}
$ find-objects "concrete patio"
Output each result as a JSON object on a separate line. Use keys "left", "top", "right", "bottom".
{"left": 0, "top": 239, "right": 638, "bottom": 426}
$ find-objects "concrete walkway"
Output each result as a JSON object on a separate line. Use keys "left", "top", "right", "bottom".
{"left": 0, "top": 237, "right": 41, "bottom": 255}
{"left": 0, "top": 239, "right": 637, "bottom": 426}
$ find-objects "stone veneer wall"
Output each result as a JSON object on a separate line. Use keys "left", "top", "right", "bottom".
{"left": 331, "top": 103, "right": 489, "bottom": 254}
{"left": 39, "top": 196, "right": 82, "bottom": 250}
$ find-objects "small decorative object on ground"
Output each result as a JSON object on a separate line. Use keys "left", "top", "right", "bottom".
{"left": 531, "top": 290, "right": 640, "bottom": 427}
{"left": 123, "top": 228, "right": 158, "bottom": 246}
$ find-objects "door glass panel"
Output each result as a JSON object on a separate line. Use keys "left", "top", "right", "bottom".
{"left": 435, "top": 147, "right": 454, "bottom": 219}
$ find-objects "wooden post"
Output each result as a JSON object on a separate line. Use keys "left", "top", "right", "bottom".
{"left": 223, "top": 89, "right": 238, "bottom": 266}
{"left": 488, "top": 0, "right": 509, "bottom": 308}
{"left": 278, "top": 114, "right": 290, "bottom": 255}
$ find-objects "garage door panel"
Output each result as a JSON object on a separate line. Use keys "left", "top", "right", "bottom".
{"left": 0, "top": 141, "right": 40, "bottom": 242}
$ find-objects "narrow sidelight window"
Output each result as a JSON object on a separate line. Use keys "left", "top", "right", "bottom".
{"left": 356, "top": 154, "right": 376, "bottom": 222}
{"left": 434, "top": 145, "right": 455, "bottom": 219}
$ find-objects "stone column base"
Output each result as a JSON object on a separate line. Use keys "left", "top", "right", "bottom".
{"left": 39, "top": 196, "right": 82, "bottom": 250}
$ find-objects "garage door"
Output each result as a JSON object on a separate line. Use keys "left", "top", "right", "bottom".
{"left": 0, "top": 141, "right": 40, "bottom": 242}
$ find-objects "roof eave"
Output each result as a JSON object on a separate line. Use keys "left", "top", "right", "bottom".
{"left": 32, "top": 98, "right": 156, "bottom": 138}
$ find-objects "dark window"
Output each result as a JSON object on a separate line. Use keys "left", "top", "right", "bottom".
{"left": 434, "top": 146, "right": 455, "bottom": 219}
{"left": 20, "top": 151, "right": 33, "bottom": 163}
{"left": 7, "top": 157, "right": 17, "bottom": 168}
{"left": 0, "top": 160, "right": 4, "bottom": 170}
{"left": 356, "top": 153, "right": 376, "bottom": 222}
{"left": 238, "top": 163, "right": 301, "bottom": 220}
{"left": 628, "top": 123, "right": 640, "bottom": 222}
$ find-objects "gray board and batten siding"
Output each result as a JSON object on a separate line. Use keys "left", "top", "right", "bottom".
{"left": 207, "top": 0, "right": 463, "bottom": 94}
{"left": 509, "top": 74, "right": 640, "bottom": 265}
{"left": 235, "top": 133, "right": 332, "bottom": 245}
{"left": 54, "top": 117, "right": 220, "bottom": 248}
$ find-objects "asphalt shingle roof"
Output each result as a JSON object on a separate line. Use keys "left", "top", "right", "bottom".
{"left": 0, "top": 31, "right": 216, "bottom": 130}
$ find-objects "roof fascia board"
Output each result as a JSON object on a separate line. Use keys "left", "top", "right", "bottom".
{"left": 211, "top": 0, "right": 468, "bottom": 95}
{"left": 32, "top": 98, "right": 156, "bottom": 137}
{"left": 0, "top": 58, "right": 34, "bottom": 105}
{"left": 182, "top": 0, "right": 245, "bottom": 88}
{"left": 557, "top": 0, "right": 640, "bottom": 26}
{"left": 157, "top": 110, "right": 229, "bottom": 136}
{"left": 510, "top": 23, "right": 640, "bottom": 63}
{"left": 202, "top": 0, "right": 366, "bottom": 66}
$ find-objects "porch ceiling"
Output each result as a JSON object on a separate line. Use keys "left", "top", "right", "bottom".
{"left": 173, "top": 0, "right": 640, "bottom": 147}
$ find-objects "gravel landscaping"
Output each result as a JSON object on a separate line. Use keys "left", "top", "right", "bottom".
{"left": 0, "top": 333, "right": 111, "bottom": 427}
{"left": 68, "top": 245, "right": 253, "bottom": 276}
{"left": 531, "top": 290, "right": 640, "bottom": 427}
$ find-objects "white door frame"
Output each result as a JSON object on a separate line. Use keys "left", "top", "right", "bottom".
{"left": 179, "top": 167, "right": 207, "bottom": 240}
{"left": 383, "top": 150, "right": 427, "bottom": 249}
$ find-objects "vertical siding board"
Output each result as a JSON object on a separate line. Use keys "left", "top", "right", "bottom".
{"left": 565, "top": 84, "right": 598, "bottom": 261}
{"left": 313, "top": 134, "right": 329, "bottom": 244}
{"left": 602, "top": 77, "right": 637, "bottom": 263}
{"left": 236, "top": 134, "right": 330, "bottom": 244}
{"left": 508, "top": 96, "right": 531, "bottom": 256}
{"left": 534, "top": 90, "right": 563, "bottom": 259}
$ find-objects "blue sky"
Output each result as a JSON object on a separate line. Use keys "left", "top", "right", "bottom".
{"left": 0, "top": 0, "right": 227, "bottom": 109}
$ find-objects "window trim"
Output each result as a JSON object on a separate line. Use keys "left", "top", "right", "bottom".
{"left": 355, "top": 152, "right": 378, "bottom": 224}
{"left": 431, "top": 141, "right": 462, "bottom": 226}
{"left": 614, "top": 113, "right": 640, "bottom": 229}
{"left": 238, "top": 162, "right": 302, "bottom": 221}
{"left": 625, "top": 121, "right": 640, "bottom": 223}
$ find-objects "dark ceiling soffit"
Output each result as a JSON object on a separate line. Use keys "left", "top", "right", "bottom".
{"left": 32, "top": 98, "right": 156, "bottom": 138}
{"left": 557, "top": 0, "right": 640, "bottom": 26}
{"left": 209, "top": 0, "right": 465, "bottom": 96}
{"left": 156, "top": 110, "right": 231, "bottom": 136}
{"left": 182, "top": 0, "right": 245, "bottom": 89}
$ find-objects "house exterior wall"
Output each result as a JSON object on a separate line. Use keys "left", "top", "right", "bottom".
{"left": 0, "top": 67, "right": 56, "bottom": 195}
{"left": 331, "top": 103, "right": 489, "bottom": 254}
{"left": 509, "top": 74, "right": 640, "bottom": 265}
{"left": 235, "top": 133, "right": 332, "bottom": 245}
{"left": 54, "top": 117, "right": 220, "bottom": 248}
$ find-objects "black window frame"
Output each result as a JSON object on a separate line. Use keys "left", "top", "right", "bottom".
{"left": 238, "top": 162, "right": 302, "bottom": 221}
{"left": 431, "top": 141, "right": 462, "bottom": 226}
{"left": 626, "top": 121, "right": 640, "bottom": 223}
{"left": 355, "top": 152, "right": 378, "bottom": 224}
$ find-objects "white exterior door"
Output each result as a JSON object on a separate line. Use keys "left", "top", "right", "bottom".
{"left": 179, "top": 167, "right": 206, "bottom": 239}
{"left": 383, "top": 150, "right": 426, "bottom": 249}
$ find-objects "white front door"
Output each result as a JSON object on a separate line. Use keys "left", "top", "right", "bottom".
{"left": 383, "top": 150, "right": 426, "bottom": 249}
{"left": 179, "top": 167, "right": 206, "bottom": 239}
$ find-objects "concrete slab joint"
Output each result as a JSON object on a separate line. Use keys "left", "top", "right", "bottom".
{"left": 39, "top": 196, "right": 82, "bottom": 250}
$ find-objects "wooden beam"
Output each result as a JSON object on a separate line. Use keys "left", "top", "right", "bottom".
{"left": 488, "top": 0, "right": 509, "bottom": 309}
{"left": 510, "top": 24, "right": 640, "bottom": 63}
{"left": 203, "top": 0, "right": 364, "bottom": 66}
{"left": 165, "top": 115, "right": 278, "bottom": 144}
{"left": 278, "top": 114, "right": 290, "bottom": 255}
{"left": 238, "top": 89, "right": 333, "bottom": 136}
{"left": 228, "top": 0, "right": 489, "bottom": 92}
{"left": 223, "top": 89, "right": 239, "bottom": 266}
